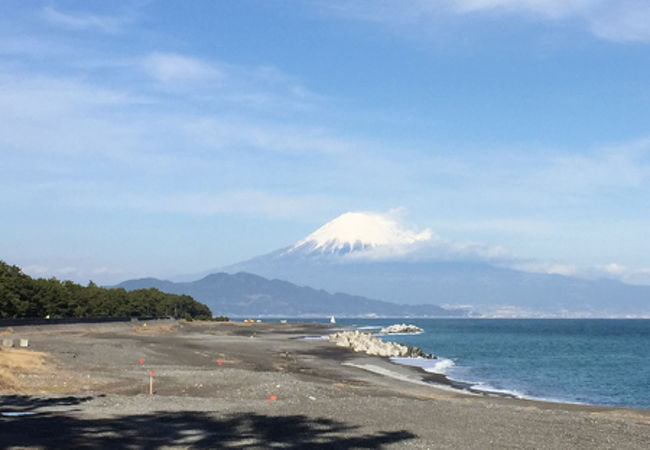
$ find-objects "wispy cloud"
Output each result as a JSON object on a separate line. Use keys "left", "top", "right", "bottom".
{"left": 20, "top": 263, "right": 126, "bottom": 283}
{"left": 447, "top": 0, "right": 596, "bottom": 19}
{"left": 452, "top": 0, "right": 650, "bottom": 42}
{"left": 182, "top": 117, "right": 352, "bottom": 155}
{"left": 3, "top": 60, "right": 648, "bottom": 225}
{"left": 142, "top": 52, "right": 223, "bottom": 84}
{"left": 321, "top": 209, "right": 513, "bottom": 263}
{"left": 135, "top": 190, "right": 334, "bottom": 218}
{"left": 41, "top": 6, "right": 130, "bottom": 33}
{"left": 0, "top": 62, "right": 344, "bottom": 220}
{"left": 514, "top": 260, "right": 650, "bottom": 285}
{"left": 419, "top": 138, "right": 650, "bottom": 202}
{"left": 0, "top": 44, "right": 332, "bottom": 159}
{"left": 320, "top": 0, "right": 650, "bottom": 43}
{"left": 137, "top": 51, "right": 322, "bottom": 112}
{"left": 58, "top": 187, "right": 336, "bottom": 219}
{"left": 3, "top": 5, "right": 650, "bottom": 286}
{"left": 539, "top": 138, "right": 650, "bottom": 192}
{"left": 433, "top": 218, "right": 556, "bottom": 236}
{"left": 597, "top": 264, "right": 650, "bottom": 285}
{"left": 0, "top": 36, "right": 69, "bottom": 57}
{"left": 368, "top": 215, "right": 650, "bottom": 286}
{"left": 587, "top": 2, "right": 650, "bottom": 42}
{"left": 0, "top": 72, "right": 142, "bottom": 116}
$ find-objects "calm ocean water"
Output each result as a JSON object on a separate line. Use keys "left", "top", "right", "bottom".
{"left": 326, "top": 318, "right": 650, "bottom": 409}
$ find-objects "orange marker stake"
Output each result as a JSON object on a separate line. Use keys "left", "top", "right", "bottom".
{"left": 269, "top": 395, "right": 277, "bottom": 403}
{"left": 217, "top": 360, "right": 222, "bottom": 366}
{"left": 149, "top": 370, "right": 155, "bottom": 395}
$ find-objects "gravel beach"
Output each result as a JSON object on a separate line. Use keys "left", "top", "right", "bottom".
{"left": 1, "top": 320, "right": 649, "bottom": 449}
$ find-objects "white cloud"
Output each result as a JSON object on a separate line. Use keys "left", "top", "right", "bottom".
{"left": 307, "top": 209, "right": 514, "bottom": 262}
{"left": 513, "top": 261, "right": 580, "bottom": 276}
{"left": 447, "top": 0, "right": 597, "bottom": 19}
{"left": 0, "top": 36, "right": 69, "bottom": 57}
{"left": 0, "top": 73, "right": 141, "bottom": 116}
{"left": 332, "top": 211, "right": 650, "bottom": 287}
{"left": 0, "top": 64, "right": 342, "bottom": 222}
{"left": 512, "top": 260, "right": 650, "bottom": 285}
{"left": 152, "top": 190, "right": 331, "bottom": 218}
{"left": 182, "top": 117, "right": 352, "bottom": 155}
{"left": 86, "top": 189, "right": 335, "bottom": 219}
{"left": 136, "top": 51, "right": 322, "bottom": 113}
{"left": 4, "top": 63, "right": 648, "bottom": 228}
{"left": 538, "top": 138, "right": 650, "bottom": 192}
{"left": 320, "top": 0, "right": 650, "bottom": 43}
{"left": 142, "top": 52, "right": 223, "bottom": 84}
{"left": 595, "top": 263, "right": 650, "bottom": 285}
{"left": 588, "top": 2, "right": 650, "bottom": 42}
{"left": 20, "top": 264, "right": 126, "bottom": 284}
{"left": 0, "top": 71, "right": 163, "bottom": 168}
{"left": 2, "top": 23, "right": 650, "bottom": 283}
{"left": 422, "top": 138, "right": 650, "bottom": 205}
{"left": 434, "top": 218, "right": 556, "bottom": 235}
{"left": 41, "top": 6, "right": 129, "bottom": 33}
{"left": 601, "top": 262, "right": 626, "bottom": 275}
{"left": 0, "top": 57, "right": 333, "bottom": 163}
{"left": 542, "top": 264, "right": 580, "bottom": 276}
{"left": 20, "top": 265, "right": 50, "bottom": 278}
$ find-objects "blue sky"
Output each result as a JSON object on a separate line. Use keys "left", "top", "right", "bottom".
{"left": 2, "top": 0, "right": 650, "bottom": 285}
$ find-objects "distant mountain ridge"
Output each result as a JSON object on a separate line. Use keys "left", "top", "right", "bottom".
{"left": 113, "top": 272, "right": 464, "bottom": 318}
{"left": 222, "top": 212, "right": 650, "bottom": 317}
{"left": 226, "top": 258, "right": 650, "bottom": 317}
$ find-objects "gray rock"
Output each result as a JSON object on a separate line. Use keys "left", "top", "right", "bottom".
{"left": 329, "top": 331, "right": 434, "bottom": 358}
{"left": 379, "top": 324, "right": 424, "bottom": 334}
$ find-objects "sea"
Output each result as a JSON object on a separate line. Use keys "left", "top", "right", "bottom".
{"left": 320, "top": 318, "right": 650, "bottom": 410}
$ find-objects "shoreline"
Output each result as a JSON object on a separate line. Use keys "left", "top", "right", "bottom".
{"left": 3, "top": 318, "right": 647, "bottom": 409}
{"left": 325, "top": 324, "right": 596, "bottom": 407}
{"left": 1, "top": 320, "right": 649, "bottom": 448}
{"left": 3, "top": 319, "right": 647, "bottom": 410}
{"left": 336, "top": 319, "right": 650, "bottom": 410}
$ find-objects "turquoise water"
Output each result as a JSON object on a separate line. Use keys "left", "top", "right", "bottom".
{"left": 330, "top": 319, "right": 650, "bottom": 409}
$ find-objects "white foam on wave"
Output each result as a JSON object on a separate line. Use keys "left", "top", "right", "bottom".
{"left": 298, "top": 335, "right": 329, "bottom": 340}
{"left": 462, "top": 381, "right": 586, "bottom": 405}
{"left": 375, "top": 331, "right": 423, "bottom": 337}
{"left": 342, "top": 362, "right": 463, "bottom": 393}
{"left": 390, "top": 356, "right": 456, "bottom": 375}
{"left": 468, "top": 382, "right": 526, "bottom": 399}
{"left": 387, "top": 356, "right": 584, "bottom": 404}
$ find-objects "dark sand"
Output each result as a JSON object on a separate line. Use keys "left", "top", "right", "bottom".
{"left": 1, "top": 320, "right": 649, "bottom": 449}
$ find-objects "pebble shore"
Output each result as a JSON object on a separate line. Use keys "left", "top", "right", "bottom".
{"left": 1, "top": 320, "right": 649, "bottom": 449}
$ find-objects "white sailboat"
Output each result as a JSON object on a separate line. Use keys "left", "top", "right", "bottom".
{"left": 330, "top": 315, "right": 336, "bottom": 324}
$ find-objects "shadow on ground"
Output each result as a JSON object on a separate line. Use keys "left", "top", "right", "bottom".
{"left": 0, "top": 408, "right": 416, "bottom": 449}
{"left": 0, "top": 395, "right": 96, "bottom": 412}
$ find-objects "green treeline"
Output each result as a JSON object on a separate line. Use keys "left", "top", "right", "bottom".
{"left": 0, "top": 261, "right": 212, "bottom": 319}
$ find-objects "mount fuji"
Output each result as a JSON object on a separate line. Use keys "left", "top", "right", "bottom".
{"left": 224, "top": 211, "right": 650, "bottom": 317}
{"left": 287, "top": 211, "right": 433, "bottom": 256}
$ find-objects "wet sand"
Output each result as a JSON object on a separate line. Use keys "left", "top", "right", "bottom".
{"left": 1, "top": 320, "right": 649, "bottom": 449}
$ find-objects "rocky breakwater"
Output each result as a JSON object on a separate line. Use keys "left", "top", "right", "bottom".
{"left": 379, "top": 323, "right": 424, "bottom": 334}
{"left": 329, "top": 330, "right": 435, "bottom": 359}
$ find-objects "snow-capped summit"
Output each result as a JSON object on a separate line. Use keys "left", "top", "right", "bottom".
{"left": 288, "top": 211, "right": 432, "bottom": 255}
